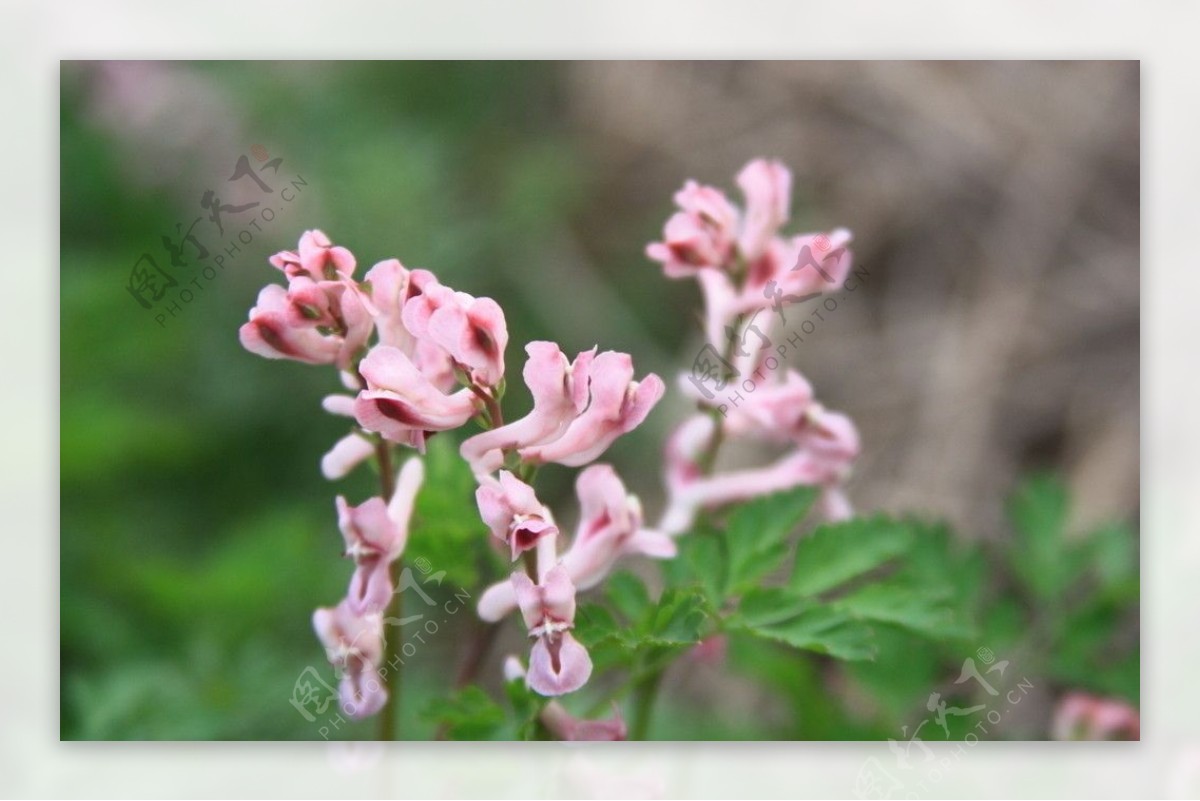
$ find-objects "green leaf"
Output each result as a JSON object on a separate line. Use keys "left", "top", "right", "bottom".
{"left": 639, "top": 587, "right": 709, "bottom": 646}
{"left": 724, "top": 487, "right": 818, "bottom": 595}
{"left": 407, "top": 438, "right": 490, "bottom": 589}
{"left": 573, "top": 602, "right": 626, "bottom": 649}
{"left": 1008, "top": 473, "right": 1073, "bottom": 601}
{"left": 606, "top": 571, "right": 652, "bottom": 623}
{"left": 831, "top": 579, "right": 973, "bottom": 642}
{"left": 503, "top": 678, "right": 545, "bottom": 741}
{"left": 661, "top": 528, "right": 727, "bottom": 605}
{"left": 733, "top": 588, "right": 877, "bottom": 661}
{"left": 420, "top": 686, "right": 504, "bottom": 740}
{"left": 789, "top": 516, "right": 914, "bottom": 597}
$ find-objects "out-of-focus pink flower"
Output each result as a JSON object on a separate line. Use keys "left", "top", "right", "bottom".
{"left": 321, "top": 432, "right": 375, "bottom": 481}
{"left": 736, "top": 159, "right": 792, "bottom": 262}
{"left": 541, "top": 701, "right": 628, "bottom": 741}
{"left": 476, "top": 470, "right": 560, "bottom": 561}
{"left": 519, "top": 351, "right": 666, "bottom": 467}
{"left": 336, "top": 459, "right": 424, "bottom": 614}
{"left": 460, "top": 342, "right": 595, "bottom": 475}
{"left": 646, "top": 181, "right": 739, "bottom": 278}
{"left": 239, "top": 284, "right": 341, "bottom": 365}
{"left": 717, "top": 370, "right": 815, "bottom": 441}
{"left": 400, "top": 271, "right": 508, "bottom": 388}
{"left": 561, "top": 465, "right": 676, "bottom": 591}
{"left": 689, "top": 634, "right": 729, "bottom": 666}
{"left": 312, "top": 600, "right": 387, "bottom": 719}
{"left": 511, "top": 565, "right": 592, "bottom": 697}
{"left": 270, "top": 229, "right": 357, "bottom": 282}
{"left": 1052, "top": 692, "right": 1140, "bottom": 740}
{"left": 354, "top": 345, "right": 479, "bottom": 444}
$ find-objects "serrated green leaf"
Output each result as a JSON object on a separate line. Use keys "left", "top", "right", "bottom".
{"left": 733, "top": 588, "right": 877, "bottom": 661}
{"left": 420, "top": 686, "right": 504, "bottom": 740}
{"left": 662, "top": 528, "right": 727, "bottom": 604}
{"left": 831, "top": 580, "right": 973, "bottom": 642}
{"left": 640, "top": 587, "right": 709, "bottom": 645}
{"left": 573, "top": 603, "right": 626, "bottom": 649}
{"left": 725, "top": 487, "right": 818, "bottom": 594}
{"left": 789, "top": 516, "right": 914, "bottom": 597}
{"left": 606, "top": 571, "right": 652, "bottom": 623}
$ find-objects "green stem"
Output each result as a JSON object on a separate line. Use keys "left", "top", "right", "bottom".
{"left": 630, "top": 670, "right": 665, "bottom": 741}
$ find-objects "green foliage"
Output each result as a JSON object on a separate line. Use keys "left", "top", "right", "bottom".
{"left": 420, "top": 686, "right": 505, "bottom": 740}
{"left": 405, "top": 437, "right": 495, "bottom": 590}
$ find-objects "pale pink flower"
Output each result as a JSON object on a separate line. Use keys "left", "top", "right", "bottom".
{"left": 336, "top": 458, "right": 424, "bottom": 614}
{"left": 239, "top": 284, "right": 341, "bottom": 365}
{"left": 541, "top": 701, "right": 628, "bottom": 741}
{"left": 646, "top": 180, "right": 739, "bottom": 278}
{"left": 400, "top": 271, "right": 508, "bottom": 388}
{"left": 560, "top": 464, "right": 676, "bottom": 591}
{"left": 312, "top": 600, "right": 387, "bottom": 719}
{"left": 476, "top": 470, "right": 560, "bottom": 561}
{"left": 736, "top": 158, "right": 792, "bottom": 262}
{"left": 460, "top": 341, "right": 595, "bottom": 475}
{"left": 354, "top": 345, "right": 479, "bottom": 445}
{"left": 1052, "top": 693, "right": 1140, "bottom": 740}
{"left": 321, "top": 432, "right": 375, "bottom": 480}
{"left": 270, "top": 229, "right": 357, "bottom": 282}
{"left": 511, "top": 565, "right": 592, "bottom": 696}
{"left": 360, "top": 258, "right": 414, "bottom": 350}
{"left": 713, "top": 369, "right": 815, "bottom": 440}
{"left": 519, "top": 351, "right": 666, "bottom": 467}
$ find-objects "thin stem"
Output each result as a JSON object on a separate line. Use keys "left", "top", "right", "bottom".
{"left": 630, "top": 669, "right": 665, "bottom": 741}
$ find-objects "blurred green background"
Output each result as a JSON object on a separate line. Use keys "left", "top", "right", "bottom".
{"left": 60, "top": 61, "right": 1138, "bottom": 740}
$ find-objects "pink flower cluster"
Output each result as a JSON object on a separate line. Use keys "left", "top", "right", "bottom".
{"left": 646, "top": 159, "right": 861, "bottom": 530}
{"left": 463, "top": 348, "right": 673, "bottom": 697}
{"left": 240, "top": 230, "right": 670, "bottom": 719}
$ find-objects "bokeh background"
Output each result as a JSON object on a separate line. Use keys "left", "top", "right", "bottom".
{"left": 60, "top": 61, "right": 1139, "bottom": 740}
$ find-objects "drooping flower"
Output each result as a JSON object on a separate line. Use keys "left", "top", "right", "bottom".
{"left": 475, "top": 470, "right": 560, "bottom": 561}
{"left": 336, "top": 458, "right": 424, "bottom": 614}
{"left": 312, "top": 599, "right": 387, "bottom": 719}
{"left": 400, "top": 270, "right": 508, "bottom": 388}
{"left": 460, "top": 342, "right": 595, "bottom": 475}
{"left": 354, "top": 345, "right": 480, "bottom": 445}
{"left": 519, "top": 351, "right": 666, "bottom": 468}
{"left": 645, "top": 180, "right": 739, "bottom": 278}
{"left": 511, "top": 565, "right": 592, "bottom": 697}
{"left": 560, "top": 464, "right": 675, "bottom": 591}
{"left": 239, "top": 284, "right": 341, "bottom": 365}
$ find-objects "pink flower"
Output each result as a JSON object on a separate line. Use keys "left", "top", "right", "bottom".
{"left": 560, "top": 465, "right": 676, "bottom": 591}
{"left": 270, "top": 229, "right": 357, "bottom": 282}
{"left": 460, "top": 342, "right": 595, "bottom": 475}
{"left": 646, "top": 180, "right": 738, "bottom": 278}
{"left": 712, "top": 369, "right": 815, "bottom": 440}
{"left": 475, "top": 470, "right": 560, "bottom": 561}
{"left": 312, "top": 600, "right": 387, "bottom": 719}
{"left": 512, "top": 566, "right": 592, "bottom": 696}
{"left": 353, "top": 345, "right": 479, "bottom": 445}
{"left": 519, "top": 351, "right": 666, "bottom": 468}
{"left": 239, "top": 284, "right": 341, "bottom": 365}
{"left": 360, "top": 258, "right": 414, "bottom": 350}
{"left": 1052, "top": 693, "right": 1140, "bottom": 740}
{"left": 541, "top": 701, "right": 627, "bottom": 741}
{"left": 336, "top": 458, "right": 424, "bottom": 614}
{"left": 321, "top": 432, "right": 375, "bottom": 481}
{"left": 400, "top": 271, "right": 508, "bottom": 388}
{"left": 736, "top": 159, "right": 792, "bottom": 262}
